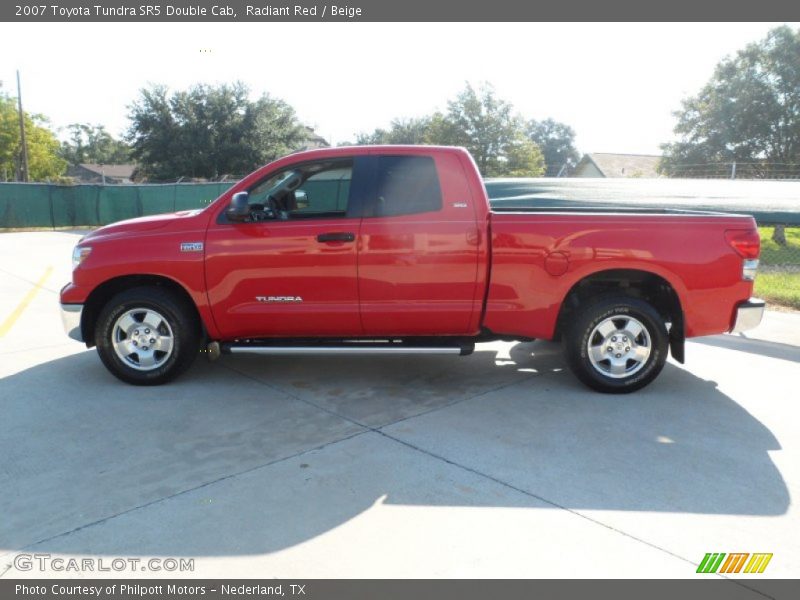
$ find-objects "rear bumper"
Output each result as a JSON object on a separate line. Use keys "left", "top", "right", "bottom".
{"left": 731, "top": 298, "right": 765, "bottom": 333}
{"left": 60, "top": 303, "right": 84, "bottom": 342}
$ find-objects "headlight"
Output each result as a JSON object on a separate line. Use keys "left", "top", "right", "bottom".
{"left": 72, "top": 246, "right": 92, "bottom": 269}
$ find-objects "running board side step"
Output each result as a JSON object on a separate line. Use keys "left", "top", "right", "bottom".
{"left": 219, "top": 342, "right": 474, "bottom": 356}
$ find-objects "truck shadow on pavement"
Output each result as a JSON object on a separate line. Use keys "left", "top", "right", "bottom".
{"left": 0, "top": 340, "right": 789, "bottom": 560}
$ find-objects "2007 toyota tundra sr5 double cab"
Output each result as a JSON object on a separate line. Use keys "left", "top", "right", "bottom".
{"left": 60, "top": 145, "right": 765, "bottom": 393}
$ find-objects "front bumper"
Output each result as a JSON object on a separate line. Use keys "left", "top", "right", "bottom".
{"left": 731, "top": 298, "right": 765, "bottom": 333}
{"left": 60, "top": 303, "right": 84, "bottom": 342}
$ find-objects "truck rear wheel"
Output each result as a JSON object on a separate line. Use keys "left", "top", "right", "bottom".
{"left": 94, "top": 286, "right": 200, "bottom": 385}
{"left": 563, "top": 295, "right": 668, "bottom": 393}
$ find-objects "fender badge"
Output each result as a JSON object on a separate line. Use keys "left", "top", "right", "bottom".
{"left": 180, "top": 242, "right": 204, "bottom": 252}
{"left": 256, "top": 296, "right": 303, "bottom": 303}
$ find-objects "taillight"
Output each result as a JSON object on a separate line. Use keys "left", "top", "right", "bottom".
{"left": 725, "top": 229, "right": 760, "bottom": 281}
{"left": 725, "top": 229, "right": 760, "bottom": 259}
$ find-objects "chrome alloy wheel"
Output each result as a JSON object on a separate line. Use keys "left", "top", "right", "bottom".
{"left": 587, "top": 315, "right": 651, "bottom": 379}
{"left": 112, "top": 308, "right": 174, "bottom": 371}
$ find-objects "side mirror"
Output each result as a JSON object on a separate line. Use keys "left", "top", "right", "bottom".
{"left": 226, "top": 192, "right": 250, "bottom": 222}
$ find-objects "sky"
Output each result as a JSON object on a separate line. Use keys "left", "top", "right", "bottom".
{"left": 0, "top": 22, "right": 794, "bottom": 156}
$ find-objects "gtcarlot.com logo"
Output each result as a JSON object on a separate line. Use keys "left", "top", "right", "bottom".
{"left": 13, "top": 553, "right": 194, "bottom": 573}
{"left": 697, "top": 552, "right": 772, "bottom": 574}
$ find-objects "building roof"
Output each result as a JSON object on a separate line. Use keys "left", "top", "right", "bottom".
{"left": 77, "top": 163, "right": 137, "bottom": 179}
{"left": 304, "top": 126, "right": 329, "bottom": 146}
{"left": 575, "top": 153, "right": 662, "bottom": 178}
{"left": 292, "top": 126, "right": 330, "bottom": 152}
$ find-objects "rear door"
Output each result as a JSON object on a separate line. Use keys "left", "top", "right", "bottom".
{"left": 205, "top": 157, "right": 367, "bottom": 338}
{"left": 357, "top": 150, "right": 482, "bottom": 335}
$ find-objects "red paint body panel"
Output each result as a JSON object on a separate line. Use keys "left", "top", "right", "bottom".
{"left": 484, "top": 213, "right": 755, "bottom": 339}
{"left": 204, "top": 216, "right": 362, "bottom": 338}
{"left": 60, "top": 145, "right": 758, "bottom": 347}
{"left": 357, "top": 149, "right": 483, "bottom": 335}
{"left": 64, "top": 208, "right": 222, "bottom": 338}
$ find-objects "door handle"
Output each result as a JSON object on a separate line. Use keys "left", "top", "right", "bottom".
{"left": 317, "top": 232, "right": 355, "bottom": 243}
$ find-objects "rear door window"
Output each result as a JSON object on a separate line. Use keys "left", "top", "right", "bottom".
{"left": 371, "top": 155, "right": 442, "bottom": 217}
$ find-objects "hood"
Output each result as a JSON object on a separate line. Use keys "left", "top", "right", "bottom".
{"left": 82, "top": 209, "right": 205, "bottom": 241}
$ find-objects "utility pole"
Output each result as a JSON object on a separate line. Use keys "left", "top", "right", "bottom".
{"left": 16, "top": 70, "right": 30, "bottom": 182}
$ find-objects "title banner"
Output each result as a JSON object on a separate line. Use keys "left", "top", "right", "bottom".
{"left": 3, "top": 0, "right": 800, "bottom": 22}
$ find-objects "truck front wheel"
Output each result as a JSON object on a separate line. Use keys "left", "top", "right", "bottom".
{"left": 563, "top": 296, "right": 668, "bottom": 393}
{"left": 94, "top": 286, "right": 201, "bottom": 385}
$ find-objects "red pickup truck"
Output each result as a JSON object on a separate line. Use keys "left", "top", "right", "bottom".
{"left": 60, "top": 145, "right": 764, "bottom": 393}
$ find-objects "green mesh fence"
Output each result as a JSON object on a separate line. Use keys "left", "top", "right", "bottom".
{"left": 2, "top": 178, "right": 799, "bottom": 229}
{"left": 0, "top": 182, "right": 234, "bottom": 229}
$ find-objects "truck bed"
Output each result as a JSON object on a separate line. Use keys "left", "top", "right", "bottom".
{"left": 484, "top": 209, "right": 757, "bottom": 341}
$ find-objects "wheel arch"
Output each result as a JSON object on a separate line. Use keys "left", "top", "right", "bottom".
{"left": 81, "top": 274, "right": 206, "bottom": 348}
{"left": 555, "top": 268, "right": 685, "bottom": 363}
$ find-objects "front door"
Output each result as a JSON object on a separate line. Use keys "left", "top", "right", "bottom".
{"left": 205, "top": 157, "right": 364, "bottom": 339}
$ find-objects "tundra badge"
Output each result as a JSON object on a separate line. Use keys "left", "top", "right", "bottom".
{"left": 180, "top": 242, "right": 204, "bottom": 252}
{"left": 256, "top": 296, "right": 303, "bottom": 303}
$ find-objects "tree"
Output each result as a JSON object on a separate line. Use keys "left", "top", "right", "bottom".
{"left": 660, "top": 25, "right": 800, "bottom": 177}
{"left": 126, "top": 82, "right": 306, "bottom": 180}
{"left": 60, "top": 124, "right": 131, "bottom": 166}
{"left": 504, "top": 135, "right": 546, "bottom": 178}
{"left": 352, "top": 83, "right": 546, "bottom": 177}
{"left": 526, "top": 118, "right": 579, "bottom": 176}
{"left": 0, "top": 94, "right": 66, "bottom": 181}
{"left": 442, "top": 83, "right": 527, "bottom": 176}
{"left": 355, "top": 116, "right": 435, "bottom": 145}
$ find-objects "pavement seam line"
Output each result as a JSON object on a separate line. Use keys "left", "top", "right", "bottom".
{"left": 219, "top": 356, "right": 549, "bottom": 432}
{"left": 360, "top": 372, "right": 540, "bottom": 432}
{"left": 219, "top": 362, "right": 372, "bottom": 428}
{"left": 371, "top": 430, "right": 774, "bottom": 599}
{"left": 374, "top": 370, "right": 556, "bottom": 429}
{"left": 0, "top": 266, "right": 60, "bottom": 295}
{"left": 0, "top": 266, "right": 53, "bottom": 338}
{"left": 2, "top": 429, "right": 368, "bottom": 563}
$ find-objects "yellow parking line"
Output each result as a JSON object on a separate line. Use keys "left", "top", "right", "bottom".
{"left": 0, "top": 266, "right": 53, "bottom": 338}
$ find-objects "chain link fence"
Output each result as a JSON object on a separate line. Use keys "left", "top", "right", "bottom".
{"left": 755, "top": 224, "right": 800, "bottom": 310}
{"left": 660, "top": 162, "right": 800, "bottom": 180}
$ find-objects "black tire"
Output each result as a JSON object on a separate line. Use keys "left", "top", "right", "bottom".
{"left": 94, "top": 286, "right": 201, "bottom": 385}
{"left": 563, "top": 295, "right": 669, "bottom": 393}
